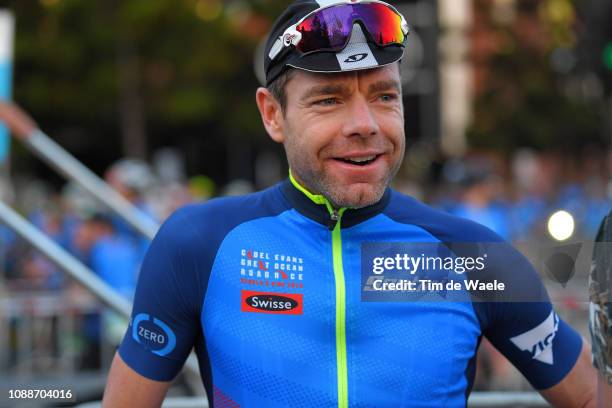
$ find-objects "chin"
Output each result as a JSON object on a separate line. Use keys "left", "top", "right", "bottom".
{"left": 331, "top": 184, "right": 385, "bottom": 209}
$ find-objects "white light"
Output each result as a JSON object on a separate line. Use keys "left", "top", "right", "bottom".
{"left": 547, "top": 210, "right": 575, "bottom": 241}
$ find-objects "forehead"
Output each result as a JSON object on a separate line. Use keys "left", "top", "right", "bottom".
{"left": 287, "top": 64, "right": 401, "bottom": 95}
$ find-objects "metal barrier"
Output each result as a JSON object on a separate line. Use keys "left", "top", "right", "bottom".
{"left": 469, "top": 392, "right": 548, "bottom": 406}
{"left": 22, "top": 129, "right": 159, "bottom": 240}
{"left": 0, "top": 102, "right": 159, "bottom": 240}
{"left": 0, "top": 292, "right": 113, "bottom": 376}
{"left": 77, "top": 397, "right": 210, "bottom": 408}
{"left": 76, "top": 392, "right": 550, "bottom": 408}
{"left": 0, "top": 103, "right": 202, "bottom": 392}
{"left": 0, "top": 200, "right": 132, "bottom": 317}
{"left": 0, "top": 199, "right": 202, "bottom": 381}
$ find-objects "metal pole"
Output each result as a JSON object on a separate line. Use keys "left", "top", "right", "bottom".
{"left": 0, "top": 200, "right": 132, "bottom": 317}
{"left": 0, "top": 200, "right": 202, "bottom": 379}
{"left": 468, "top": 391, "right": 548, "bottom": 406}
{"left": 438, "top": 0, "right": 471, "bottom": 157}
{"left": 23, "top": 129, "right": 159, "bottom": 240}
{"left": 0, "top": 103, "right": 157, "bottom": 238}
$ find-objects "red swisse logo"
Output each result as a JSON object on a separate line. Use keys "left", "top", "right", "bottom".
{"left": 241, "top": 291, "right": 303, "bottom": 315}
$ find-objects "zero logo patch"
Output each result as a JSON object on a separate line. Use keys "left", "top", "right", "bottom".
{"left": 131, "top": 313, "right": 177, "bottom": 356}
{"left": 241, "top": 290, "right": 303, "bottom": 315}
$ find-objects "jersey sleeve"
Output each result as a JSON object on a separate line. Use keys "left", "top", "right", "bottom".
{"left": 383, "top": 193, "right": 584, "bottom": 390}
{"left": 117, "top": 207, "right": 206, "bottom": 382}
{"left": 478, "top": 242, "right": 583, "bottom": 390}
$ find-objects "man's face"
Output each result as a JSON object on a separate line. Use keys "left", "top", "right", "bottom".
{"left": 276, "top": 64, "right": 405, "bottom": 209}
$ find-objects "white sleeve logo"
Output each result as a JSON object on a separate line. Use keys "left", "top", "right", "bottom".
{"left": 510, "top": 311, "right": 560, "bottom": 365}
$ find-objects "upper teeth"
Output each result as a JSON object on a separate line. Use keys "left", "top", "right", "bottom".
{"left": 346, "top": 156, "right": 376, "bottom": 163}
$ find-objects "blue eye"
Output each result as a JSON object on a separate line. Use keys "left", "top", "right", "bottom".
{"left": 380, "top": 94, "right": 397, "bottom": 102}
{"left": 315, "top": 98, "right": 338, "bottom": 106}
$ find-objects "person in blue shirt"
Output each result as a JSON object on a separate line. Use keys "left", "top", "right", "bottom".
{"left": 444, "top": 159, "right": 512, "bottom": 240}
{"left": 103, "top": 1, "right": 597, "bottom": 407}
{"left": 87, "top": 214, "right": 140, "bottom": 301}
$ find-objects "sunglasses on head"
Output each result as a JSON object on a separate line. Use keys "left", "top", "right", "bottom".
{"left": 269, "top": 0, "right": 410, "bottom": 61}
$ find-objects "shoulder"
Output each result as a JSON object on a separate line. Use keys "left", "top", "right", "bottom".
{"left": 178, "top": 183, "right": 288, "bottom": 221}
{"left": 384, "top": 190, "right": 504, "bottom": 243}
{"left": 133, "top": 183, "right": 292, "bottom": 318}
{"left": 155, "top": 183, "right": 290, "bottom": 253}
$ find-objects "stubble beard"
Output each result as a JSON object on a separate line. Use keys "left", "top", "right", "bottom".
{"left": 288, "top": 147, "right": 403, "bottom": 209}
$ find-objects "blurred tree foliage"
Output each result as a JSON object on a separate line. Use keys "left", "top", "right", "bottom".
{"left": 467, "top": 0, "right": 606, "bottom": 154}
{"left": 4, "top": 0, "right": 290, "bottom": 180}
{"left": 8, "top": 0, "right": 604, "bottom": 182}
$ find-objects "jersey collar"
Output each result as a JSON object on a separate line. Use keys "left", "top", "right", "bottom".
{"left": 280, "top": 171, "right": 391, "bottom": 229}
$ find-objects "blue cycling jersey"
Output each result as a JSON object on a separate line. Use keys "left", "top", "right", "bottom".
{"left": 118, "top": 177, "right": 582, "bottom": 407}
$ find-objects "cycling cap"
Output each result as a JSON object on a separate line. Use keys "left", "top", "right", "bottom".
{"left": 264, "top": 0, "right": 409, "bottom": 86}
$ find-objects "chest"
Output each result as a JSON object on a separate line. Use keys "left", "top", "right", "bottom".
{"left": 200, "top": 215, "right": 481, "bottom": 406}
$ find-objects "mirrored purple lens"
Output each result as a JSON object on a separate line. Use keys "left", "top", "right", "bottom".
{"left": 294, "top": 3, "right": 404, "bottom": 54}
{"left": 296, "top": 6, "right": 354, "bottom": 53}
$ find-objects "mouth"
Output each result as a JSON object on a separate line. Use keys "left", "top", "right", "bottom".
{"left": 333, "top": 154, "right": 382, "bottom": 167}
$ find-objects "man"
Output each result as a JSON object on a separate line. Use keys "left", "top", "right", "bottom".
{"left": 103, "top": 1, "right": 597, "bottom": 407}
{"left": 591, "top": 211, "right": 612, "bottom": 407}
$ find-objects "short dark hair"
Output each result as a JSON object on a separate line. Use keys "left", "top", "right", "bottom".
{"left": 267, "top": 68, "right": 296, "bottom": 114}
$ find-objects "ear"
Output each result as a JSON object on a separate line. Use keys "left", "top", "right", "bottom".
{"left": 256, "top": 87, "right": 286, "bottom": 143}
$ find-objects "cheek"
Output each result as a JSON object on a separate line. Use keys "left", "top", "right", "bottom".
{"left": 379, "top": 114, "right": 405, "bottom": 146}
{"left": 287, "top": 117, "right": 338, "bottom": 156}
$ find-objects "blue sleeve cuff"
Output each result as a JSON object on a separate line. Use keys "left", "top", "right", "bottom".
{"left": 118, "top": 330, "right": 187, "bottom": 382}
{"left": 526, "top": 318, "right": 583, "bottom": 390}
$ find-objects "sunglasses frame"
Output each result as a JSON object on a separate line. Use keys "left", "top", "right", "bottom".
{"left": 269, "top": 0, "right": 410, "bottom": 62}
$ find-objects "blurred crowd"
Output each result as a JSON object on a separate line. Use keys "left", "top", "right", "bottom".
{"left": 423, "top": 148, "right": 611, "bottom": 242}
{"left": 1, "top": 147, "right": 609, "bottom": 296}
{"left": 0, "top": 151, "right": 218, "bottom": 371}
{"left": 0, "top": 147, "right": 609, "bottom": 382}
{"left": 1, "top": 155, "right": 204, "bottom": 295}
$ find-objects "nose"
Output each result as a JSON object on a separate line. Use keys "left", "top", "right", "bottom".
{"left": 342, "top": 96, "right": 380, "bottom": 138}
